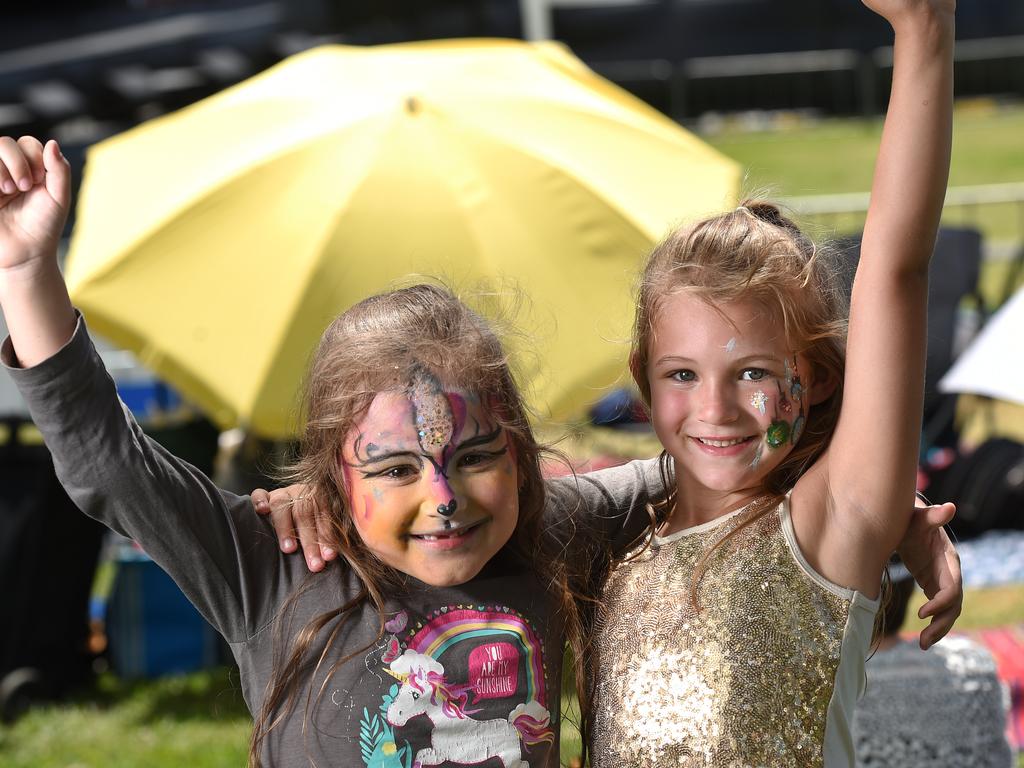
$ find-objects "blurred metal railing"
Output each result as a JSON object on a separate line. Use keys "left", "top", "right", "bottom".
{"left": 593, "top": 35, "right": 1024, "bottom": 119}
{"left": 783, "top": 182, "right": 1024, "bottom": 251}
{"left": 784, "top": 182, "right": 1024, "bottom": 217}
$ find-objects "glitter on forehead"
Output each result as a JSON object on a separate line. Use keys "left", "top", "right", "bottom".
{"left": 723, "top": 337, "right": 737, "bottom": 353}
{"left": 407, "top": 369, "right": 454, "bottom": 452}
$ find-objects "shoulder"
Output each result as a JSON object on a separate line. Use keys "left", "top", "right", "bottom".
{"left": 544, "top": 457, "right": 666, "bottom": 515}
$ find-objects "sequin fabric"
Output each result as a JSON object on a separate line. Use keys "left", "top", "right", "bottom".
{"left": 592, "top": 500, "right": 851, "bottom": 767}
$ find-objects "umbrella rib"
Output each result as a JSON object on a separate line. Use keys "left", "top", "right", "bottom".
{"left": 437, "top": 99, "right": 738, "bottom": 241}
{"left": 239, "top": 119, "right": 396, "bottom": 431}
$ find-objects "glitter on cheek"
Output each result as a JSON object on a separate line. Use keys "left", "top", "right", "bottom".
{"left": 791, "top": 414, "right": 806, "bottom": 445}
{"left": 750, "top": 441, "right": 764, "bottom": 469}
{"left": 750, "top": 390, "right": 768, "bottom": 415}
{"left": 775, "top": 379, "right": 792, "bottom": 414}
{"left": 372, "top": 486, "right": 385, "bottom": 503}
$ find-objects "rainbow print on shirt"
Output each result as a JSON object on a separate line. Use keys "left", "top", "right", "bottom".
{"left": 358, "top": 606, "right": 553, "bottom": 768}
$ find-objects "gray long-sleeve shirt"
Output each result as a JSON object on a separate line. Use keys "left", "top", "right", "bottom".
{"left": 4, "top": 318, "right": 664, "bottom": 767}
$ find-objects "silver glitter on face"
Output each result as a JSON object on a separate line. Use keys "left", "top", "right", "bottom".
{"left": 407, "top": 369, "right": 454, "bottom": 453}
{"left": 750, "top": 389, "right": 768, "bottom": 415}
{"left": 591, "top": 502, "right": 851, "bottom": 767}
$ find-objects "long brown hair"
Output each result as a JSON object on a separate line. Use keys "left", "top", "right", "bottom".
{"left": 248, "top": 283, "right": 593, "bottom": 764}
{"left": 629, "top": 201, "right": 849, "bottom": 595}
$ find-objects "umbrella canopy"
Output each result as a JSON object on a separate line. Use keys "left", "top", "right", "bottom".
{"left": 939, "top": 287, "right": 1024, "bottom": 405}
{"left": 66, "top": 39, "right": 740, "bottom": 438}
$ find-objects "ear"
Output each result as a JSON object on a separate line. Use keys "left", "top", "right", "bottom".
{"left": 808, "top": 369, "right": 839, "bottom": 405}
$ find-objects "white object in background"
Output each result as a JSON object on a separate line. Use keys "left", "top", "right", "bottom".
{"left": 939, "top": 287, "right": 1024, "bottom": 405}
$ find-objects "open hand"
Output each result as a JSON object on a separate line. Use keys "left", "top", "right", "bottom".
{"left": 251, "top": 484, "right": 337, "bottom": 572}
{"left": 0, "top": 137, "right": 70, "bottom": 272}
{"left": 897, "top": 501, "right": 962, "bottom": 649}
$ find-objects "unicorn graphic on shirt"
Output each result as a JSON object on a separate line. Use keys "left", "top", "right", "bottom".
{"left": 385, "top": 650, "right": 553, "bottom": 768}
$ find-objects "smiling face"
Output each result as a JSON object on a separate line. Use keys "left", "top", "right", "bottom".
{"left": 340, "top": 371, "right": 519, "bottom": 587}
{"left": 645, "top": 292, "right": 817, "bottom": 510}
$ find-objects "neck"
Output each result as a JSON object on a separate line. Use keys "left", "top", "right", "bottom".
{"left": 660, "top": 478, "right": 766, "bottom": 536}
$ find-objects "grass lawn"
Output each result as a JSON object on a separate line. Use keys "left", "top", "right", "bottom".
{"left": 705, "top": 101, "right": 1024, "bottom": 249}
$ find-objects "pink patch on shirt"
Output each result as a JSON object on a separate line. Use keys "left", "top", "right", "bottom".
{"left": 469, "top": 642, "right": 520, "bottom": 700}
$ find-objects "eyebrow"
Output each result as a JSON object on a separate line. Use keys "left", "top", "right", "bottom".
{"left": 350, "top": 449, "right": 422, "bottom": 467}
{"left": 653, "top": 354, "right": 781, "bottom": 366}
{"left": 453, "top": 425, "right": 504, "bottom": 451}
{"left": 351, "top": 425, "right": 504, "bottom": 466}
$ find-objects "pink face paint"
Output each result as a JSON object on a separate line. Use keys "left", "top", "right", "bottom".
{"left": 361, "top": 493, "right": 376, "bottom": 521}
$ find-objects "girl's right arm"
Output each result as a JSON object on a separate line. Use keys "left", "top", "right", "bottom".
{"left": 0, "top": 137, "right": 291, "bottom": 641}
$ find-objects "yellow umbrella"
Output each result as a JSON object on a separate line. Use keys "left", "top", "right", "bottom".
{"left": 66, "top": 39, "right": 740, "bottom": 438}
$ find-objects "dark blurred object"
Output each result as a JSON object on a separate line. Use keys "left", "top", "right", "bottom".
{"left": 832, "top": 226, "right": 1024, "bottom": 541}
{"left": 0, "top": 418, "right": 105, "bottom": 722}
{"left": 835, "top": 226, "right": 986, "bottom": 448}
{"left": 589, "top": 387, "right": 649, "bottom": 429}
{"left": 106, "top": 542, "right": 222, "bottom": 678}
{"left": 931, "top": 438, "right": 1024, "bottom": 539}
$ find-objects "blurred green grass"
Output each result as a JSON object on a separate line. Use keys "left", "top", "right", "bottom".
{"left": 4, "top": 106, "right": 1023, "bottom": 767}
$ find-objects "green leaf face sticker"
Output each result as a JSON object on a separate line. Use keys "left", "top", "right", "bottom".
{"left": 766, "top": 420, "right": 791, "bottom": 449}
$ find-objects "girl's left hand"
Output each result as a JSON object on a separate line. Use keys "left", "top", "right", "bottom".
{"left": 897, "top": 502, "right": 962, "bottom": 649}
{"left": 251, "top": 484, "right": 336, "bottom": 572}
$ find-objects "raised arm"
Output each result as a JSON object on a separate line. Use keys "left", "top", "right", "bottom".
{"left": 0, "top": 137, "right": 76, "bottom": 365}
{"left": 799, "top": 1, "right": 955, "bottom": 590}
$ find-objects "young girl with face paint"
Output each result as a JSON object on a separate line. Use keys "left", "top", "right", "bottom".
{"left": 0, "top": 158, "right": 668, "bottom": 766}
{"left": 587, "top": 1, "right": 958, "bottom": 764}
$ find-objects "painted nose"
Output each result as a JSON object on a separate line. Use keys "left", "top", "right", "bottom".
{"left": 436, "top": 499, "right": 458, "bottom": 517}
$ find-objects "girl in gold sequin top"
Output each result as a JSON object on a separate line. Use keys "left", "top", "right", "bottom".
{"left": 592, "top": 1, "right": 958, "bottom": 766}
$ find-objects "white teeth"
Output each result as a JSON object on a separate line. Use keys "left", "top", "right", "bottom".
{"left": 698, "top": 437, "right": 746, "bottom": 448}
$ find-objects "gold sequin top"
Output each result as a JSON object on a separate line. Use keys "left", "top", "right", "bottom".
{"left": 591, "top": 497, "right": 879, "bottom": 768}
